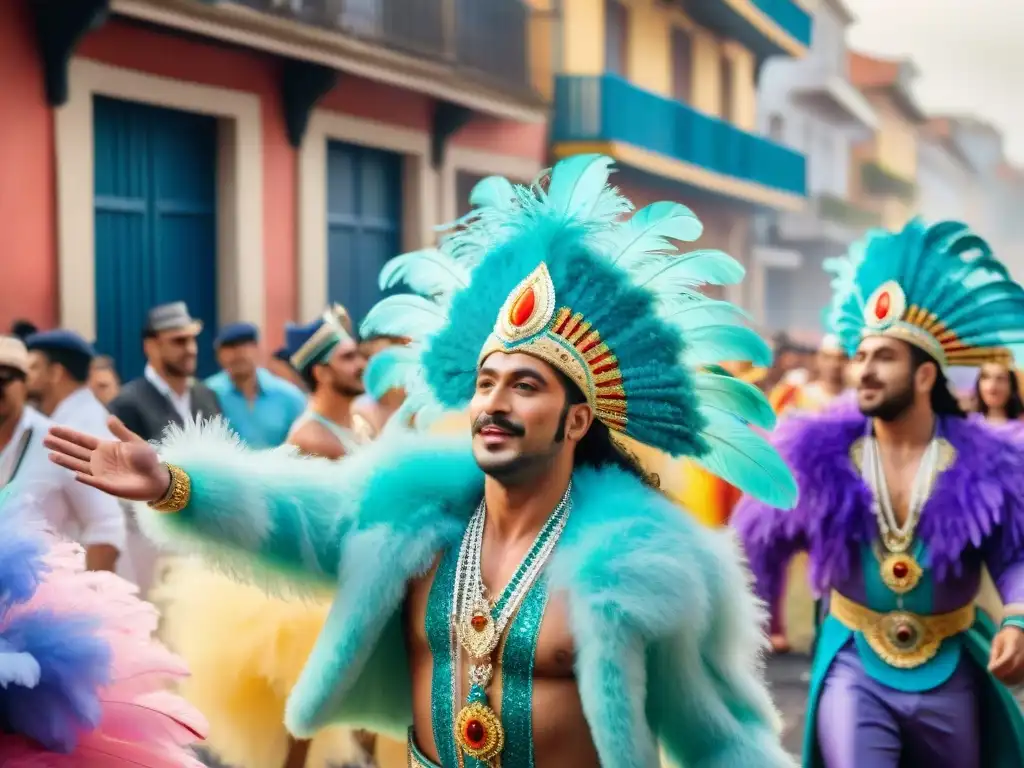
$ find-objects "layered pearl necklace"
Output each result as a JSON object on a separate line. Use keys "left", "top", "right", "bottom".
{"left": 862, "top": 433, "right": 940, "bottom": 553}
{"left": 449, "top": 484, "right": 572, "bottom": 765}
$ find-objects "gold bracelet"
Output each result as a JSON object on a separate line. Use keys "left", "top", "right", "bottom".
{"left": 148, "top": 463, "right": 192, "bottom": 513}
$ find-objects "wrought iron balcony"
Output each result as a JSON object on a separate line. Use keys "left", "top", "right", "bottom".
{"left": 224, "top": 0, "right": 534, "bottom": 95}
{"left": 554, "top": 74, "right": 807, "bottom": 200}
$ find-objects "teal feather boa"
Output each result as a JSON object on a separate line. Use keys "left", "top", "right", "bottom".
{"left": 137, "top": 418, "right": 795, "bottom": 768}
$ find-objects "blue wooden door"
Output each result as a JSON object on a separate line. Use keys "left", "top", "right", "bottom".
{"left": 326, "top": 141, "right": 403, "bottom": 324}
{"left": 93, "top": 96, "right": 218, "bottom": 381}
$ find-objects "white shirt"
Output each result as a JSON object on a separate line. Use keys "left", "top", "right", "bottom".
{"left": 145, "top": 364, "right": 192, "bottom": 423}
{"left": 52, "top": 386, "right": 115, "bottom": 440}
{"left": 0, "top": 406, "right": 126, "bottom": 550}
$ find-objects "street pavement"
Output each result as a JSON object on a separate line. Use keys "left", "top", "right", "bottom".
{"left": 766, "top": 652, "right": 813, "bottom": 758}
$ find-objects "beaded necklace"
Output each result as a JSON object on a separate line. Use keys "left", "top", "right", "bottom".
{"left": 448, "top": 484, "right": 572, "bottom": 766}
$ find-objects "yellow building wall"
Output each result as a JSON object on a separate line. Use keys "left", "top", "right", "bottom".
{"left": 881, "top": 198, "right": 913, "bottom": 231}
{"left": 723, "top": 41, "right": 757, "bottom": 131}
{"left": 561, "top": 0, "right": 605, "bottom": 74}
{"left": 869, "top": 95, "right": 917, "bottom": 182}
{"left": 625, "top": 1, "right": 671, "bottom": 96}
{"left": 848, "top": 92, "right": 919, "bottom": 230}
{"left": 691, "top": 29, "right": 723, "bottom": 117}
{"left": 557, "top": 0, "right": 759, "bottom": 131}
{"left": 526, "top": 0, "right": 557, "bottom": 99}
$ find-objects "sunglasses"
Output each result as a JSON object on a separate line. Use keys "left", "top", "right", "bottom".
{"left": 0, "top": 369, "right": 25, "bottom": 389}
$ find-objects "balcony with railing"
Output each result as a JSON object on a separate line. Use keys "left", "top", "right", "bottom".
{"left": 553, "top": 74, "right": 807, "bottom": 206}
{"left": 668, "top": 0, "right": 812, "bottom": 60}
{"left": 861, "top": 160, "right": 916, "bottom": 202}
{"left": 192, "top": 0, "right": 544, "bottom": 102}
{"left": 776, "top": 192, "right": 881, "bottom": 246}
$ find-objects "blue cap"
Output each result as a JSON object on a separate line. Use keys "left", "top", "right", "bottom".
{"left": 215, "top": 322, "right": 259, "bottom": 348}
{"left": 24, "top": 329, "right": 96, "bottom": 360}
{"left": 285, "top": 305, "right": 354, "bottom": 373}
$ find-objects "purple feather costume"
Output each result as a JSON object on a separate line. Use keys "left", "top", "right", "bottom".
{"left": 732, "top": 400, "right": 1024, "bottom": 767}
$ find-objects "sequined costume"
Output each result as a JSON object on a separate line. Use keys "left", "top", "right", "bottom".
{"left": 733, "top": 220, "right": 1024, "bottom": 767}
{"left": 133, "top": 155, "right": 798, "bottom": 768}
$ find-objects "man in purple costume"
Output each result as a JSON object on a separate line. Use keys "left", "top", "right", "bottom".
{"left": 733, "top": 219, "right": 1024, "bottom": 768}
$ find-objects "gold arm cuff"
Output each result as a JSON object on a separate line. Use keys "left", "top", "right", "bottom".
{"left": 148, "top": 463, "right": 192, "bottom": 514}
{"left": 829, "top": 590, "right": 975, "bottom": 669}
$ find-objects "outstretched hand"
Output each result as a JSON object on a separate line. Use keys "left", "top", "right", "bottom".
{"left": 44, "top": 416, "right": 171, "bottom": 503}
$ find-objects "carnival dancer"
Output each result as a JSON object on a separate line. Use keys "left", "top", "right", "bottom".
{"left": 0, "top": 487, "right": 207, "bottom": 764}
{"left": 284, "top": 306, "right": 374, "bottom": 450}
{"left": 733, "top": 219, "right": 1024, "bottom": 767}
{"left": 154, "top": 306, "right": 376, "bottom": 768}
{"left": 46, "top": 155, "right": 798, "bottom": 768}
{"left": 768, "top": 334, "right": 849, "bottom": 418}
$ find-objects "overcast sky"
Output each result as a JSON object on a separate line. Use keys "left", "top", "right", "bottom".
{"left": 845, "top": 0, "right": 1024, "bottom": 163}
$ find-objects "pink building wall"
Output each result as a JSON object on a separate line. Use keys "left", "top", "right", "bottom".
{"left": 0, "top": 1, "right": 57, "bottom": 330}
{"left": 0, "top": 4, "right": 548, "bottom": 347}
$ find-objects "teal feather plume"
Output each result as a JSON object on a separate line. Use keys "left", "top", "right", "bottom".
{"left": 541, "top": 154, "right": 632, "bottom": 222}
{"left": 693, "top": 372, "right": 776, "bottom": 430}
{"left": 359, "top": 294, "right": 446, "bottom": 341}
{"left": 681, "top": 325, "right": 772, "bottom": 368}
{"left": 469, "top": 176, "right": 517, "bottom": 210}
{"left": 359, "top": 154, "right": 794, "bottom": 507}
{"left": 692, "top": 407, "right": 798, "bottom": 510}
{"left": 378, "top": 249, "right": 470, "bottom": 299}
{"left": 825, "top": 218, "right": 1024, "bottom": 366}
{"left": 659, "top": 298, "right": 750, "bottom": 331}
{"left": 606, "top": 201, "right": 703, "bottom": 270}
{"left": 633, "top": 250, "right": 745, "bottom": 296}
{"left": 364, "top": 345, "right": 421, "bottom": 400}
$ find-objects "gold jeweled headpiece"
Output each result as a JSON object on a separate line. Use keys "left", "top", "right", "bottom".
{"left": 826, "top": 220, "right": 1024, "bottom": 369}
{"left": 477, "top": 263, "right": 627, "bottom": 430}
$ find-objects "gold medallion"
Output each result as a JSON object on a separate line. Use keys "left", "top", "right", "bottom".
{"left": 864, "top": 611, "right": 940, "bottom": 669}
{"left": 879, "top": 551, "right": 923, "bottom": 594}
{"left": 455, "top": 701, "right": 505, "bottom": 763}
{"left": 457, "top": 602, "right": 499, "bottom": 659}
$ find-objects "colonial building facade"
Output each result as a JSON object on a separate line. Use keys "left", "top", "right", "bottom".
{"left": 548, "top": 0, "right": 812, "bottom": 310}
{"left": 754, "top": 0, "right": 875, "bottom": 338}
{"left": 1, "top": 0, "right": 550, "bottom": 377}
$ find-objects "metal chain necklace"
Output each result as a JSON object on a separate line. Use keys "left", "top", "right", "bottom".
{"left": 862, "top": 433, "right": 939, "bottom": 553}
{"left": 449, "top": 483, "right": 572, "bottom": 766}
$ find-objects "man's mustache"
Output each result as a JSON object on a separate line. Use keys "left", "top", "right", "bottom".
{"left": 472, "top": 413, "right": 526, "bottom": 437}
{"left": 859, "top": 376, "right": 883, "bottom": 389}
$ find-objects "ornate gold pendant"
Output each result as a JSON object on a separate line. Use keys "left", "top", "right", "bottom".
{"left": 455, "top": 701, "right": 505, "bottom": 763}
{"left": 457, "top": 604, "right": 499, "bottom": 659}
{"left": 879, "top": 551, "right": 923, "bottom": 595}
{"left": 864, "top": 611, "right": 940, "bottom": 669}
{"left": 880, "top": 530, "right": 913, "bottom": 554}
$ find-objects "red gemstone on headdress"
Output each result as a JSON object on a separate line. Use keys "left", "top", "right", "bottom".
{"left": 510, "top": 287, "right": 536, "bottom": 327}
{"left": 892, "top": 562, "right": 909, "bottom": 579}
{"left": 895, "top": 624, "right": 913, "bottom": 644}
{"left": 471, "top": 614, "right": 488, "bottom": 632}
{"left": 465, "top": 719, "right": 486, "bottom": 748}
{"left": 875, "top": 291, "right": 891, "bottom": 320}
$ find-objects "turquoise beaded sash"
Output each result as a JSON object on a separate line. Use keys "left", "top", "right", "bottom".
{"left": 426, "top": 545, "right": 548, "bottom": 767}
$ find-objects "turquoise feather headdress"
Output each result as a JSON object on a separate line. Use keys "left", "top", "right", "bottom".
{"left": 359, "top": 154, "right": 796, "bottom": 508}
{"left": 824, "top": 218, "right": 1024, "bottom": 368}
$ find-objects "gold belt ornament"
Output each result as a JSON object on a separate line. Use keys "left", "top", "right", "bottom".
{"left": 829, "top": 590, "right": 975, "bottom": 669}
